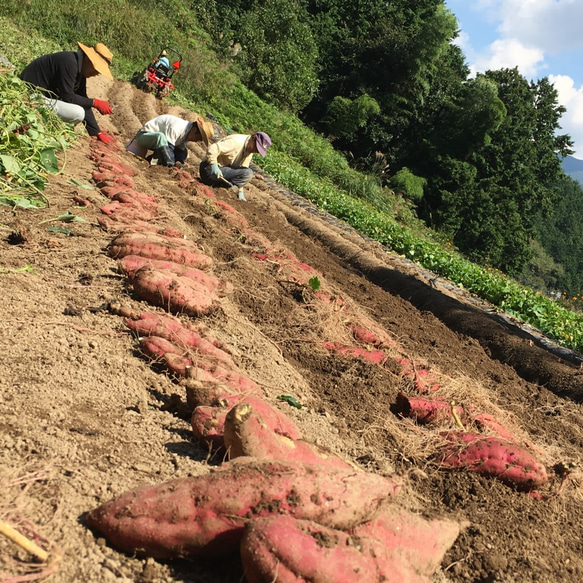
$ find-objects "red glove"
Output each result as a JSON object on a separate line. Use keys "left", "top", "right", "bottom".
{"left": 96, "top": 131, "right": 114, "bottom": 144}
{"left": 93, "top": 99, "right": 113, "bottom": 115}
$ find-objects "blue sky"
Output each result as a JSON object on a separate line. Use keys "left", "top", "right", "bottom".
{"left": 445, "top": 0, "right": 583, "bottom": 159}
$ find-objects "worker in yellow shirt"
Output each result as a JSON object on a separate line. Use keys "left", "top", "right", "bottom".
{"left": 199, "top": 131, "right": 271, "bottom": 201}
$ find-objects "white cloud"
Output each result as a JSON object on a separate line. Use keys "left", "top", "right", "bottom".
{"left": 550, "top": 74, "right": 583, "bottom": 158}
{"left": 499, "top": 0, "right": 583, "bottom": 54}
{"left": 471, "top": 38, "right": 545, "bottom": 78}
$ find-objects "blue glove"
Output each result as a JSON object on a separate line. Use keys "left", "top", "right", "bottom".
{"left": 210, "top": 163, "right": 223, "bottom": 179}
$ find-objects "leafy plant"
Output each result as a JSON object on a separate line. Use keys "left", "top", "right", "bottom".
{"left": 0, "top": 71, "right": 74, "bottom": 207}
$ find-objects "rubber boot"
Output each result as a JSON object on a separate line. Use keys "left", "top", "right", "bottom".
{"left": 153, "top": 145, "right": 174, "bottom": 167}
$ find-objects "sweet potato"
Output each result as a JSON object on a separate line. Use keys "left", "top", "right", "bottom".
{"left": 349, "top": 323, "right": 384, "bottom": 347}
{"left": 192, "top": 394, "right": 302, "bottom": 451}
{"left": 125, "top": 311, "right": 235, "bottom": 369}
{"left": 352, "top": 506, "right": 467, "bottom": 579}
{"left": 224, "top": 403, "right": 351, "bottom": 469}
{"left": 473, "top": 413, "right": 517, "bottom": 441}
{"left": 96, "top": 160, "right": 138, "bottom": 176}
{"left": 131, "top": 267, "right": 219, "bottom": 316}
{"left": 139, "top": 336, "right": 192, "bottom": 376}
{"left": 182, "top": 376, "right": 255, "bottom": 409}
{"left": 190, "top": 405, "right": 227, "bottom": 452}
{"left": 98, "top": 215, "right": 155, "bottom": 233}
{"left": 437, "top": 431, "right": 548, "bottom": 489}
{"left": 397, "top": 358, "right": 442, "bottom": 392}
{"left": 85, "top": 458, "right": 402, "bottom": 559}
{"left": 240, "top": 516, "right": 425, "bottom": 583}
{"left": 108, "top": 232, "right": 213, "bottom": 270}
{"left": 92, "top": 170, "right": 134, "bottom": 188}
{"left": 395, "top": 392, "right": 465, "bottom": 426}
{"left": 100, "top": 201, "right": 159, "bottom": 220}
{"left": 119, "top": 255, "right": 233, "bottom": 296}
{"left": 321, "top": 341, "right": 387, "bottom": 366}
{"left": 112, "top": 190, "right": 158, "bottom": 206}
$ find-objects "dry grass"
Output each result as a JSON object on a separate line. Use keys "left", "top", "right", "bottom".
{"left": 0, "top": 458, "right": 62, "bottom": 582}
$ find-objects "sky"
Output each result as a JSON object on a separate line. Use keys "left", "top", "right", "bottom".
{"left": 445, "top": 0, "right": 583, "bottom": 159}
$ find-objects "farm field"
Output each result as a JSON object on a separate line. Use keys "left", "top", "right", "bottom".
{"left": 1, "top": 75, "right": 583, "bottom": 583}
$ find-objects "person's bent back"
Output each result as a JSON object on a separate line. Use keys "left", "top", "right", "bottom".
{"left": 19, "top": 42, "right": 115, "bottom": 144}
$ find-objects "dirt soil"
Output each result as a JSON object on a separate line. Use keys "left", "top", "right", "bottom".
{"left": 1, "top": 75, "right": 583, "bottom": 583}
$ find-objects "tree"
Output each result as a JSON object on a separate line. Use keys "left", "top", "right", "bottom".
{"left": 233, "top": 0, "right": 319, "bottom": 112}
{"left": 302, "top": 0, "right": 459, "bottom": 159}
{"left": 421, "top": 68, "right": 573, "bottom": 273}
{"left": 531, "top": 176, "right": 583, "bottom": 294}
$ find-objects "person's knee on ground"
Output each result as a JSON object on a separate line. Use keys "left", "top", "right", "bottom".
{"left": 46, "top": 98, "right": 85, "bottom": 124}
{"left": 152, "top": 145, "right": 175, "bottom": 167}
{"left": 222, "top": 167, "right": 254, "bottom": 188}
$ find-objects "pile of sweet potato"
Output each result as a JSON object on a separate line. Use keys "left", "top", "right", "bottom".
{"left": 88, "top": 140, "right": 467, "bottom": 581}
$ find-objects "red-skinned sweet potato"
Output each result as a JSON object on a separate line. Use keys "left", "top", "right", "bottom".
{"left": 108, "top": 232, "right": 213, "bottom": 270}
{"left": 437, "top": 431, "right": 548, "bottom": 489}
{"left": 182, "top": 374, "right": 260, "bottom": 409}
{"left": 119, "top": 255, "right": 233, "bottom": 296}
{"left": 352, "top": 506, "right": 467, "bottom": 579}
{"left": 224, "top": 403, "right": 351, "bottom": 469}
{"left": 192, "top": 394, "right": 302, "bottom": 451}
{"left": 92, "top": 170, "right": 134, "bottom": 188}
{"left": 472, "top": 413, "right": 517, "bottom": 441}
{"left": 85, "top": 458, "right": 402, "bottom": 559}
{"left": 125, "top": 311, "right": 235, "bottom": 368}
{"left": 240, "top": 516, "right": 425, "bottom": 583}
{"left": 100, "top": 201, "right": 159, "bottom": 220}
{"left": 131, "top": 267, "right": 219, "bottom": 316}
{"left": 395, "top": 392, "right": 465, "bottom": 426}
{"left": 190, "top": 405, "right": 227, "bottom": 452}
{"left": 321, "top": 342, "right": 387, "bottom": 366}
{"left": 139, "top": 336, "right": 192, "bottom": 376}
{"left": 397, "top": 358, "right": 442, "bottom": 392}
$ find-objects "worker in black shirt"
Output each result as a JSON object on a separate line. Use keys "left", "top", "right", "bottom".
{"left": 20, "top": 42, "right": 115, "bottom": 143}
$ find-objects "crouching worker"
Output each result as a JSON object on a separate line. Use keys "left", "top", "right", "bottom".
{"left": 199, "top": 131, "right": 271, "bottom": 201}
{"left": 19, "top": 42, "right": 115, "bottom": 144}
{"left": 131, "top": 114, "right": 214, "bottom": 167}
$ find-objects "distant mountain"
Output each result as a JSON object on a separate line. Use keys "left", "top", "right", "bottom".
{"left": 561, "top": 155, "right": 583, "bottom": 185}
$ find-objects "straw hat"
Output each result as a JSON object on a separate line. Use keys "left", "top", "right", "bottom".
{"left": 195, "top": 116, "right": 215, "bottom": 146}
{"left": 77, "top": 42, "right": 113, "bottom": 80}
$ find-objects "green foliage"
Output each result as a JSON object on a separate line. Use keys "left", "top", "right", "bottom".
{"left": 421, "top": 68, "right": 573, "bottom": 274}
{"left": 0, "top": 71, "right": 75, "bottom": 207}
{"left": 520, "top": 240, "right": 564, "bottom": 292}
{"left": 308, "top": 276, "right": 321, "bottom": 292}
{"left": 234, "top": 0, "right": 318, "bottom": 112}
{"left": 0, "top": 0, "right": 232, "bottom": 107}
{"left": 389, "top": 167, "right": 426, "bottom": 203}
{"left": 323, "top": 94, "right": 380, "bottom": 139}
{"left": 3, "top": 3, "right": 583, "bottom": 354}
{"left": 531, "top": 176, "right": 583, "bottom": 296}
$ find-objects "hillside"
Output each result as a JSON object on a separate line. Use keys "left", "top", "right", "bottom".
{"left": 561, "top": 154, "right": 583, "bottom": 185}
{"left": 1, "top": 75, "right": 583, "bottom": 583}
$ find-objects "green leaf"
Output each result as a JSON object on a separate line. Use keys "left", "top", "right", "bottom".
{"left": 0, "top": 154, "right": 21, "bottom": 174}
{"left": 277, "top": 394, "right": 302, "bottom": 409}
{"left": 38, "top": 212, "right": 87, "bottom": 225}
{"left": 308, "top": 276, "right": 321, "bottom": 292}
{"left": 67, "top": 178, "right": 94, "bottom": 190}
{"left": 47, "top": 226, "right": 73, "bottom": 235}
{"left": 0, "top": 264, "right": 36, "bottom": 274}
{"left": 39, "top": 148, "right": 59, "bottom": 173}
{"left": 0, "top": 196, "right": 39, "bottom": 208}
